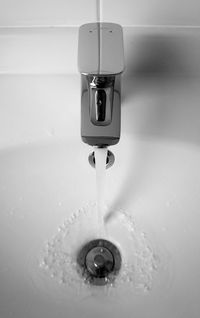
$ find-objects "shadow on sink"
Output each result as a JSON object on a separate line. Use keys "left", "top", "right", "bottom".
{"left": 107, "top": 31, "right": 200, "bottom": 218}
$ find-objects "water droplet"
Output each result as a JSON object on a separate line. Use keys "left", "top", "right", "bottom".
{"left": 45, "top": 128, "right": 55, "bottom": 137}
{"left": 144, "top": 284, "right": 151, "bottom": 292}
{"left": 9, "top": 209, "right": 15, "bottom": 216}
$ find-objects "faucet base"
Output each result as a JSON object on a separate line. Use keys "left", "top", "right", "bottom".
{"left": 81, "top": 136, "right": 119, "bottom": 147}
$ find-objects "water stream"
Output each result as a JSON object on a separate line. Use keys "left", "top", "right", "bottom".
{"left": 94, "top": 147, "right": 108, "bottom": 237}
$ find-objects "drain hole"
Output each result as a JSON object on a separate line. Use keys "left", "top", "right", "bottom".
{"left": 77, "top": 239, "right": 121, "bottom": 286}
{"left": 94, "top": 254, "right": 104, "bottom": 267}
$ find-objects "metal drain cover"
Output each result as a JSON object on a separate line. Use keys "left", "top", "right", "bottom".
{"left": 77, "top": 239, "right": 121, "bottom": 286}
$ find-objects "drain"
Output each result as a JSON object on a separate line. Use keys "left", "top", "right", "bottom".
{"left": 77, "top": 239, "right": 121, "bottom": 286}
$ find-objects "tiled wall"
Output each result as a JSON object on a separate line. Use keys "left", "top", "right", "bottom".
{"left": 0, "top": 0, "right": 97, "bottom": 26}
{"left": 0, "top": 28, "right": 78, "bottom": 74}
{"left": 1, "top": 0, "right": 200, "bottom": 75}
{"left": 101, "top": 0, "right": 200, "bottom": 26}
{"left": 0, "top": 0, "right": 200, "bottom": 148}
{"left": 0, "top": 0, "right": 200, "bottom": 27}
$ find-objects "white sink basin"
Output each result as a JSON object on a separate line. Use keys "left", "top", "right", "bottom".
{"left": 0, "top": 74, "right": 200, "bottom": 318}
{"left": 0, "top": 135, "right": 200, "bottom": 318}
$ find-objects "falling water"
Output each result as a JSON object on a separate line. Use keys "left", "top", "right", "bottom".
{"left": 94, "top": 147, "right": 108, "bottom": 236}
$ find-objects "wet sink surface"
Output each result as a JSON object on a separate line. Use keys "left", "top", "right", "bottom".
{"left": 0, "top": 137, "right": 200, "bottom": 318}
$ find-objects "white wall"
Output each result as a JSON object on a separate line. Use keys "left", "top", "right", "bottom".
{"left": 1, "top": 0, "right": 200, "bottom": 27}
{"left": 0, "top": 0, "right": 96, "bottom": 26}
{"left": 102, "top": 0, "right": 200, "bottom": 26}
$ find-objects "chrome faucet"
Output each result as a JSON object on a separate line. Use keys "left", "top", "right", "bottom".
{"left": 78, "top": 22, "right": 124, "bottom": 147}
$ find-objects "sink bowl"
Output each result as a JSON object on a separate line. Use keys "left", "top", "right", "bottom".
{"left": 0, "top": 73, "right": 200, "bottom": 318}
{"left": 0, "top": 135, "right": 200, "bottom": 318}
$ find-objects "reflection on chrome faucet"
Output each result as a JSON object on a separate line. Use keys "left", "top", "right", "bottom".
{"left": 89, "top": 75, "right": 115, "bottom": 126}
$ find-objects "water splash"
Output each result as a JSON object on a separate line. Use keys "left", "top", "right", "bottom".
{"left": 105, "top": 211, "right": 159, "bottom": 294}
{"left": 38, "top": 204, "right": 159, "bottom": 298}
